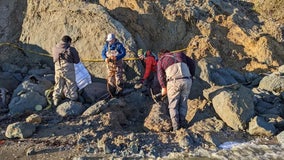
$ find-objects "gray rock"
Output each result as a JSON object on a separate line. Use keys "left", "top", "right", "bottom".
{"left": 196, "top": 58, "right": 246, "bottom": 86}
{"left": 179, "top": 136, "right": 194, "bottom": 148}
{"left": 244, "top": 72, "right": 261, "bottom": 84}
{"left": 203, "top": 132, "right": 222, "bottom": 147}
{"left": 279, "top": 65, "right": 284, "bottom": 74}
{"left": 203, "top": 85, "right": 224, "bottom": 100}
{"left": 5, "top": 122, "right": 36, "bottom": 139}
{"left": 260, "top": 114, "right": 284, "bottom": 128}
{"left": 26, "top": 147, "right": 36, "bottom": 156}
{"left": 196, "top": 57, "right": 223, "bottom": 86}
{"left": 190, "top": 77, "right": 211, "bottom": 99}
{"left": 208, "top": 84, "right": 255, "bottom": 130}
{"left": 8, "top": 91, "right": 47, "bottom": 115}
{"left": 12, "top": 75, "right": 53, "bottom": 98}
{"left": 248, "top": 76, "right": 263, "bottom": 88}
{"left": 0, "top": 72, "right": 20, "bottom": 92}
{"left": 82, "top": 100, "right": 107, "bottom": 116}
{"left": 258, "top": 74, "right": 284, "bottom": 93}
{"left": 276, "top": 131, "right": 284, "bottom": 145}
{"left": 211, "top": 68, "right": 238, "bottom": 85}
{"left": 281, "top": 92, "right": 284, "bottom": 100}
{"left": 8, "top": 76, "right": 51, "bottom": 115}
{"left": 252, "top": 88, "right": 278, "bottom": 103}
{"left": 28, "top": 68, "right": 53, "bottom": 76}
{"left": 225, "top": 68, "right": 247, "bottom": 84}
{"left": 255, "top": 100, "right": 276, "bottom": 115}
{"left": 72, "top": 157, "right": 88, "bottom": 160}
{"left": 107, "top": 98, "right": 126, "bottom": 108}
{"left": 81, "top": 82, "right": 108, "bottom": 104}
{"left": 1, "top": 63, "right": 22, "bottom": 73}
{"left": 26, "top": 113, "right": 42, "bottom": 124}
{"left": 248, "top": 116, "right": 277, "bottom": 136}
{"left": 56, "top": 101, "right": 85, "bottom": 117}
{"left": 129, "top": 141, "right": 139, "bottom": 154}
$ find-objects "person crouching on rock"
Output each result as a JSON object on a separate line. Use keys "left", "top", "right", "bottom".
{"left": 52, "top": 35, "right": 80, "bottom": 106}
{"left": 157, "top": 49, "right": 195, "bottom": 131}
{"left": 138, "top": 49, "right": 161, "bottom": 96}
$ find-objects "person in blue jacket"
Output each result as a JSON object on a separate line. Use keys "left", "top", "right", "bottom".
{"left": 101, "top": 33, "right": 126, "bottom": 96}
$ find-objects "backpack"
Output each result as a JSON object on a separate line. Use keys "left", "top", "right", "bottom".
{"left": 58, "top": 47, "right": 75, "bottom": 65}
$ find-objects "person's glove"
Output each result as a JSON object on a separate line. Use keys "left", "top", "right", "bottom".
{"left": 161, "top": 87, "right": 167, "bottom": 96}
{"left": 134, "top": 79, "right": 144, "bottom": 89}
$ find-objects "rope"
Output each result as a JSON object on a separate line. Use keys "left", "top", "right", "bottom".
{"left": 171, "top": 47, "right": 189, "bottom": 53}
{"left": 82, "top": 57, "right": 139, "bottom": 62}
{"left": 0, "top": 42, "right": 190, "bottom": 62}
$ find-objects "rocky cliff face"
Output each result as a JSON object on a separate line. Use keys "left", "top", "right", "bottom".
{"left": 0, "top": 0, "right": 283, "bottom": 77}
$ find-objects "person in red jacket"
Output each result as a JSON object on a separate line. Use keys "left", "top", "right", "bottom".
{"left": 138, "top": 49, "right": 160, "bottom": 95}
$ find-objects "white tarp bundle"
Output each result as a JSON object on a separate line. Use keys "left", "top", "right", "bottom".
{"left": 74, "top": 62, "right": 92, "bottom": 91}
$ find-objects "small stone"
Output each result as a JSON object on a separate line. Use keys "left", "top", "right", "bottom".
{"left": 103, "top": 144, "right": 112, "bottom": 154}
{"left": 26, "top": 114, "right": 42, "bottom": 124}
{"left": 26, "top": 147, "right": 36, "bottom": 156}
{"left": 35, "top": 104, "right": 42, "bottom": 111}
{"left": 179, "top": 137, "right": 191, "bottom": 148}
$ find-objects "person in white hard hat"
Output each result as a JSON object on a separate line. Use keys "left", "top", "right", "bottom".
{"left": 101, "top": 33, "right": 126, "bottom": 97}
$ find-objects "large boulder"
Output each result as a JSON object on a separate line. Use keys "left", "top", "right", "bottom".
{"left": 11, "top": 75, "right": 53, "bottom": 97}
{"left": 277, "top": 131, "right": 284, "bottom": 146}
{"left": 8, "top": 76, "right": 52, "bottom": 115}
{"left": 9, "top": 91, "right": 47, "bottom": 115}
{"left": 196, "top": 57, "right": 247, "bottom": 86}
{"left": 81, "top": 82, "right": 108, "bottom": 104}
{"left": 203, "top": 84, "right": 255, "bottom": 131}
{"left": 248, "top": 116, "right": 277, "bottom": 136}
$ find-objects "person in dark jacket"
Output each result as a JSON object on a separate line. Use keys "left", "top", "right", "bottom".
{"left": 157, "top": 49, "right": 195, "bottom": 131}
{"left": 101, "top": 33, "right": 126, "bottom": 97}
{"left": 52, "top": 35, "right": 80, "bottom": 106}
